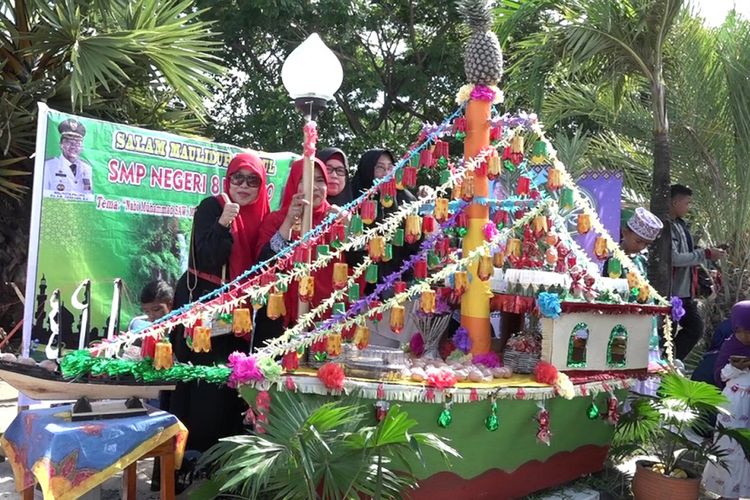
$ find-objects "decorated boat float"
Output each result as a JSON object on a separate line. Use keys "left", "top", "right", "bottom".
{"left": 0, "top": 1, "right": 677, "bottom": 497}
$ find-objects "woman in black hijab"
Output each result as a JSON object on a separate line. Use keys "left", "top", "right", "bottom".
{"left": 352, "top": 149, "right": 419, "bottom": 294}
{"left": 317, "top": 147, "right": 353, "bottom": 207}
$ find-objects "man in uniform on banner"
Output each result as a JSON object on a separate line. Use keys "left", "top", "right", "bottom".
{"left": 43, "top": 119, "right": 93, "bottom": 200}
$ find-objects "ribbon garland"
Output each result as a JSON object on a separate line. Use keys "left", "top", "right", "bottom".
{"left": 255, "top": 201, "right": 552, "bottom": 361}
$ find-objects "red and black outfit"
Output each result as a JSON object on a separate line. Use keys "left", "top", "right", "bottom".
{"left": 170, "top": 152, "right": 269, "bottom": 452}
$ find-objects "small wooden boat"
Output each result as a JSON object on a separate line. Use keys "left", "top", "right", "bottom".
{"left": 0, "top": 360, "right": 174, "bottom": 401}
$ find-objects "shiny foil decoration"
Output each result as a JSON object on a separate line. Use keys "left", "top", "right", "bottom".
{"left": 516, "top": 176, "right": 531, "bottom": 196}
{"left": 477, "top": 255, "right": 493, "bottom": 281}
{"left": 402, "top": 166, "right": 418, "bottom": 188}
{"left": 390, "top": 305, "right": 405, "bottom": 333}
{"left": 422, "top": 214, "right": 437, "bottom": 235}
{"left": 332, "top": 262, "right": 349, "bottom": 289}
{"left": 420, "top": 289, "right": 436, "bottom": 314}
{"left": 414, "top": 259, "right": 428, "bottom": 280}
{"left": 433, "top": 139, "right": 450, "bottom": 159}
{"left": 232, "top": 308, "right": 252, "bottom": 337}
{"left": 577, "top": 214, "right": 591, "bottom": 234}
{"left": 594, "top": 236, "right": 608, "bottom": 260}
{"left": 361, "top": 200, "right": 377, "bottom": 225}
{"left": 379, "top": 178, "right": 397, "bottom": 208}
{"left": 192, "top": 326, "right": 211, "bottom": 353}
{"left": 506, "top": 238, "right": 522, "bottom": 257}
{"left": 405, "top": 214, "right": 422, "bottom": 244}
{"left": 547, "top": 167, "right": 562, "bottom": 190}
{"left": 354, "top": 324, "right": 370, "bottom": 349}
{"left": 368, "top": 236, "right": 386, "bottom": 262}
{"left": 493, "top": 251, "right": 505, "bottom": 267}
{"left": 453, "top": 271, "right": 468, "bottom": 295}
{"left": 434, "top": 198, "right": 449, "bottom": 222}
{"left": 419, "top": 148, "right": 434, "bottom": 168}
{"left": 487, "top": 152, "right": 501, "bottom": 180}
{"left": 532, "top": 215, "right": 548, "bottom": 236}
{"left": 461, "top": 172, "right": 475, "bottom": 200}
{"left": 267, "top": 292, "right": 286, "bottom": 320}
{"left": 298, "top": 275, "right": 315, "bottom": 303}
{"left": 327, "top": 333, "right": 342, "bottom": 357}
{"left": 153, "top": 341, "right": 173, "bottom": 370}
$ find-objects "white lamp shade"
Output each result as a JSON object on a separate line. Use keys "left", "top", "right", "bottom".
{"left": 281, "top": 33, "right": 343, "bottom": 101}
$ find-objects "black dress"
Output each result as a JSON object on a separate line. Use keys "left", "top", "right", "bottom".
{"left": 169, "top": 196, "right": 249, "bottom": 452}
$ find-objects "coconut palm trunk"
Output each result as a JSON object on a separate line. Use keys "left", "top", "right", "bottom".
{"left": 648, "top": 75, "right": 673, "bottom": 297}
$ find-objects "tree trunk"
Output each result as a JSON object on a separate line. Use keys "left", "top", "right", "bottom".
{"left": 648, "top": 128, "right": 672, "bottom": 298}
{"left": 0, "top": 193, "right": 31, "bottom": 333}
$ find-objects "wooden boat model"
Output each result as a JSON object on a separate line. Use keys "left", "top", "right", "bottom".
{"left": 0, "top": 360, "right": 174, "bottom": 401}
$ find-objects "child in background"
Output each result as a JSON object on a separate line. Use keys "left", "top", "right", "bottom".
{"left": 702, "top": 301, "right": 750, "bottom": 499}
{"left": 128, "top": 280, "right": 174, "bottom": 331}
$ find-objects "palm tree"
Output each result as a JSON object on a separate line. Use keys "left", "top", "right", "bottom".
{"left": 0, "top": 0, "right": 224, "bottom": 329}
{"left": 501, "top": 3, "right": 750, "bottom": 328}
{"left": 498, "top": 0, "right": 685, "bottom": 296}
{"left": 195, "top": 392, "right": 459, "bottom": 500}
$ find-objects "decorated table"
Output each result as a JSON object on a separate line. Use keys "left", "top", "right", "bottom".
{"left": 0, "top": 405, "right": 187, "bottom": 500}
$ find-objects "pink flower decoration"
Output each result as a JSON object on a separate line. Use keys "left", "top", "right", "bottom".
{"left": 470, "top": 85, "right": 497, "bottom": 102}
{"left": 427, "top": 371, "right": 457, "bottom": 389}
{"left": 410, "top": 332, "right": 425, "bottom": 357}
{"left": 473, "top": 352, "right": 501, "bottom": 368}
{"left": 255, "top": 390, "right": 271, "bottom": 411}
{"left": 285, "top": 376, "right": 297, "bottom": 392}
{"left": 483, "top": 222, "right": 498, "bottom": 241}
{"left": 227, "top": 351, "right": 264, "bottom": 388}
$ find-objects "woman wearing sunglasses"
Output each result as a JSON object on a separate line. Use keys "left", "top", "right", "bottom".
{"left": 168, "top": 152, "right": 269, "bottom": 458}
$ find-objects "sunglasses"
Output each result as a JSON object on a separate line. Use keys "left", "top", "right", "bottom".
{"left": 229, "top": 173, "right": 261, "bottom": 188}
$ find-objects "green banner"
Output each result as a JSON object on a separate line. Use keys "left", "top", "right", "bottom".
{"left": 26, "top": 106, "right": 295, "bottom": 351}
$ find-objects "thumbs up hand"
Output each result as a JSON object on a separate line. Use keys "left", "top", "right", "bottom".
{"left": 219, "top": 193, "right": 240, "bottom": 227}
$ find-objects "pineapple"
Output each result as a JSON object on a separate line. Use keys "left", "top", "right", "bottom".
{"left": 458, "top": 0, "right": 503, "bottom": 85}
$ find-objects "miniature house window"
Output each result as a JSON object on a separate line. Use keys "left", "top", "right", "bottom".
{"left": 607, "top": 324, "right": 628, "bottom": 367}
{"left": 567, "top": 322, "right": 589, "bottom": 368}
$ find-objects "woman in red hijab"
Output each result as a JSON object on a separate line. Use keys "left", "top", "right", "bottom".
{"left": 168, "top": 152, "right": 269, "bottom": 456}
{"left": 253, "top": 158, "right": 337, "bottom": 346}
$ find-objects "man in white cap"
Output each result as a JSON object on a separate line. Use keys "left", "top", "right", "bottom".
{"left": 43, "top": 119, "right": 93, "bottom": 200}
{"left": 603, "top": 206, "right": 663, "bottom": 278}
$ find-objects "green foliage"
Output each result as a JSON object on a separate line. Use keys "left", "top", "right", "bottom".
{"left": 611, "top": 372, "right": 750, "bottom": 477}
{"left": 193, "top": 391, "right": 459, "bottom": 500}
{"left": 198, "top": 0, "right": 467, "bottom": 156}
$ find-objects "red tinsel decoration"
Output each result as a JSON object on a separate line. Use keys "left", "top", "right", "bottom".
{"left": 517, "top": 176, "right": 531, "bottom": 195}
{"left": 394, "top": 281, "right": 407, "bottom": 294}
{"left": 402, "top": 166, "right": 418, "bottom": 188}
{"left": 329, "top": 222, "right": 346, "bottom": 244}
{"left": 433, "top": 140, "right": 450, "bottom": 159}
{"left": 414, "top": 259, "right": 428, "bottom": 279}
{"left": 281, "top": 351, "right": 299, "bottom": 371}
{"left": 453, "top": 117, "right": 467, "bottom": 133}
{"left": 318, "top": 362, "right": 345, "bottom": 391}
{"left": 419, "top": 149, "right": 434, "bottom": 168}
{"left": 422, "top": 215, "right": 436, "bottom": 234}
{"left": 535, "top": 361, "right": 559, "bottom": 385}
{"left": 141, "top": 335, "right": 157, "bottom": 359}
{"left": 490, "top": 125, "right": 503, "bottom": 141}
{"left": 311, "top": 338, "right": 327, "bottom": 354}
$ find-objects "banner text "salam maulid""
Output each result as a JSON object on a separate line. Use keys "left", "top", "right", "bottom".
{"left": 113, "top": 131, "right": 233, "bottom": 168}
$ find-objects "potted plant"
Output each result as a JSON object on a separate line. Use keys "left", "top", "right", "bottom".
{"left": 610, "top": 372, "right": 750, "bottom": 499}
{"left": 191, "top": 391, "right": 459, "bottom": 499}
